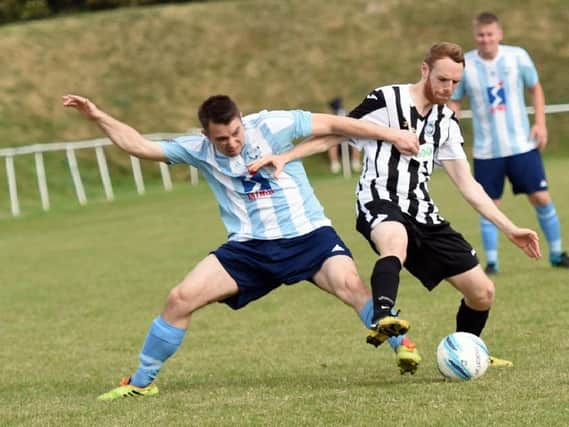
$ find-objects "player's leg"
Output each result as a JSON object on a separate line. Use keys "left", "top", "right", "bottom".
{"left": 528, "top": 189, "right": 565, "bottom": 264}
{"left": 474, "top": 157, "right": 506, "bottom": 274}
{"left": 480, "top": 211, "right": 500, "bottom": 274}
{"left": 98, "top": 254, "right": 238, "bottom": 400}
{"left": 368, "top": 221, "right": 407, "bottom": 322}
{"left": 363, "top": 221, "right": 414, "bottom": 354}
{"left": 328, "top": 145, "right": 341, "bottom": 173}
{"left": 446, "top": 266, "right": 511, "bottom": 367}
{"left": 508, "top": 149, "right": 568, "bottom": 268}
{"left": 447, "top": 265, "right": 494, "bottom": 335}
{"left": 530, "top": 191, "right": 568, "bottom": 266}
{"left": 312, "top": 253, "right": 420, "bottom": 374}
{"left": 311, "top": 253, "right": 407, "bottom": 336}
{"left": 350, "top": 146, "right": 362, "bottom": 172}
{"left": 355, "top": 202, "right": 412, "bottom": 347}
{"left": 312, "top": 254, "right": 371, "bottom": 315}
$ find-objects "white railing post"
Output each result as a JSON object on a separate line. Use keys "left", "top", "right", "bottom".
{"left": 66, "top": 145, "right": 87, "bottom": 205}
{"left": 340, "top": 141, "right": 351, "bottom": 179}
{"left": 95, "top": 145, "right": 114, "bottom": 201}
{"left": 5, "top": 155, "right": 20, "bottom": 217}
{"left": 189, "top": 166, "right": 199, "bottom": 186}
{"left": 34, "top": 151, "right": 50, "bottom": 211}
{"left": 130, "top": 156, "right": 145, "bottom": 195}
{"left": 159, "top": 162, "right": 173, "bottom": 191}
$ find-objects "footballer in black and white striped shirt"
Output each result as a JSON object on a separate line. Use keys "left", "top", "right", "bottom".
{"left": 248, "top": 42, "right": 541, "bottom": 374}
{"left": 349, "top": 83, "right": 466, "bottom": 226}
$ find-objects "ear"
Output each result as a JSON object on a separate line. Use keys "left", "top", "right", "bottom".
{"left": 420, "top": 62, "right": 429, "bottom": 79}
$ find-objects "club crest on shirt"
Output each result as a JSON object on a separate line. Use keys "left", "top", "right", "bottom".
{"left": 242, "top": 174, "right": 274, "bottom": 200}
{"left": 424, "top": 122, "right": 435, "bottom": 137}
{"left": 244, "top": 144, "right": 262, "bottom": 160}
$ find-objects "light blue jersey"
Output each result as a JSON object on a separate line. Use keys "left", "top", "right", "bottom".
{"left": 160, "top": 110, "right": 331, "bottom": 241}
{"left": 451, "top": 45, "right": 539, "bottom": 159}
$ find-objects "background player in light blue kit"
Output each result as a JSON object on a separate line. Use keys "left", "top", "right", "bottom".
{"left": 63, "top": 93, "right": 420, "bottom": 400}
{"left": 449, "top": 11, "right": 569, "bottom": 273}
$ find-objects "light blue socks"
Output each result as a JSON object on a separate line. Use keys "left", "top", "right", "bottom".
{"left": 480, "top": 217, "right": 499, "bottom": 269}
{"left": 130, "top": 316, "right": 186, "bottom": 387}
{"left": 535, "top": 202, "right": 563, "bottom": 262}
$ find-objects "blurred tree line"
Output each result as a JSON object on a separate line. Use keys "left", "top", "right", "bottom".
{"left": 0, "top": 0, "right": 203, "bottom": 24}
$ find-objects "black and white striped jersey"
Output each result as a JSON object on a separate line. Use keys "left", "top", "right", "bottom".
{"left": 349, "top": 84, "right": 466, "bottom": 225}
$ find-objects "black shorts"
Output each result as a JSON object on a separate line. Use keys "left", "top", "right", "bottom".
{"left": 356, "top": 199, "right": 479, "bottom": 290}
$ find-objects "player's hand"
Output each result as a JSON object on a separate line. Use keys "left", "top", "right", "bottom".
{"left": 530, "top": 123, "right": 548, "bottom": 150}
{"left": 247, "top": 154, "right": 286, "bottom": 178}
{"left": 507, "top": 228, "right": 541, "bottom": 259}
{"left": 62, "top": 94, "right": 103, "bottom": 120}
{"left": 391, "top": 129, "right": 420, "bottom": 156}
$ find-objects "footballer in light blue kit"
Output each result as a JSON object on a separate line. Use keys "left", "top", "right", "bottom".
{"left": 63, "top": 93, "right": 420, "bottom": 400}
{"left": 161, "top": 109, "right": 332, "bottom": 242}
{"left": 450, "top": 11, "right": 569, "bottom": 272}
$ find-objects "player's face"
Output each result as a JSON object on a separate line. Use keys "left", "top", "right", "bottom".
{"left": 424, "top": 57, "right": 464, "bottom": 105}
{"left": 474, "top": 22, "right": 502, "bottom": 59}
{"left": 205, "top": 117, "right": 245, "bottom": 157}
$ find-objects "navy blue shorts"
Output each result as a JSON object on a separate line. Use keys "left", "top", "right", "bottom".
{"left": 213, "top": 226, "right": 353, "bottom": 310}
{"left": 474, "top": 149, "right": 548, "bottom": 199}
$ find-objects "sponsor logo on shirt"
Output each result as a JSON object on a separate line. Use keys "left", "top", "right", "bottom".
{"left": 242, "top": 174, "right": 274, "bottom": 200}
{"left": 412, "top": 143, "right": 434, "bottom": 161}
{"left": 487, "top": 82, "right": 507, "bottom": 112}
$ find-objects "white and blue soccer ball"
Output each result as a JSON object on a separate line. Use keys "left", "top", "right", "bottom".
{"left": 436, "top": 332, "right": 490, "bottom": 381}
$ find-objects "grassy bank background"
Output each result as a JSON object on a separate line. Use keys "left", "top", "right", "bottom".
{"left": 1, "top": 0, "right": 568, "bottom": 211}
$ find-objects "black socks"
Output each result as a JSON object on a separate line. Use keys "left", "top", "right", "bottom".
{"left": 371, "top": 256, "right": 402, "bottom": 321}
{"left": 456, "top": 298, "right": 489, "bottom": 336}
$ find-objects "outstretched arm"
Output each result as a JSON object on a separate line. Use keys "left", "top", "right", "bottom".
{"left": 62, "top": 94, "right": 166, "bottom": 162}
{"left": 310, "top": 113, "right": 419, "bottom": 156}
{"left": 248, "top": 113, "right": 420, "bottom": 177}
{"left": 442, "top": 158, "right": 541, "bottom": 259}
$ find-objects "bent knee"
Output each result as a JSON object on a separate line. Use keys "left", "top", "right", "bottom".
{"left": 166, "top": 286, "right": 186, "bottom": 307}
{"left": 468, "top": 280, "right": 495, "bottom": 310}
{"left": 165, "top": 285, "right": 200, "bottom": 314}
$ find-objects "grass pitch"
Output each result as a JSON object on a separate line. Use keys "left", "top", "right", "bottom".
{"left": 1, "top": 159, "right": 569, "bottom": 426}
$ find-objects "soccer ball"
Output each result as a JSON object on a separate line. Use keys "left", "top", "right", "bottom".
{"left": 436, "top": 332, "right": 490, "bottom": 381}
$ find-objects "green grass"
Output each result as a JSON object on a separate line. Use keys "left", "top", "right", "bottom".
{"left": 1, "top": 159, "right": 569, "bottom": 426}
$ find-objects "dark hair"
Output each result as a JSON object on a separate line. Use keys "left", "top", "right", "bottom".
{"left": 424, "top": 42, "right": 465, "bottom": 69}
{"left": 474, "top": 11, "right": 500, "bottom": 26}
{"left": 197, "top": 95, "right": 240, "bottom": 130}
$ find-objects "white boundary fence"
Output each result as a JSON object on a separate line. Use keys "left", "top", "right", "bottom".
{"left": 0, "top": 133, "right": 199, "bottom": 217}
{"left": 1, "top": 104, "right": 569, "bottom": 217}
